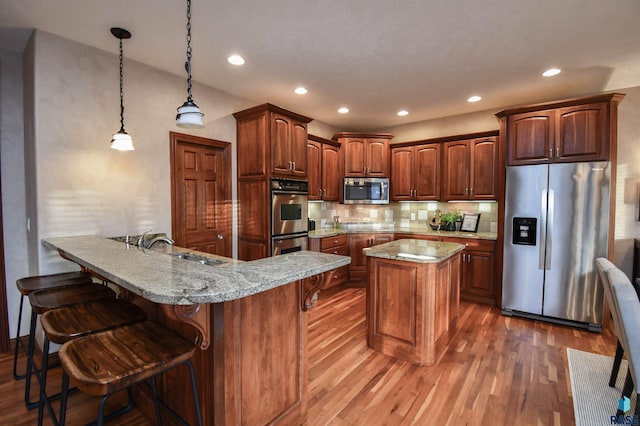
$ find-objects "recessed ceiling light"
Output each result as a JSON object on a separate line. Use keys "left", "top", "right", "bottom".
{"left": 542, "top": 68, "right": 561, "bottom": 77}
{"left": 467, "top": 95, "right": 482, "bottom": 103}
{"left": 397, "top": 110, "right": 409, "bottom": 116}
{"left": 338, "top": 107, "right": 349, "bottom": 114}
{"left": 227, "top": 54, "right": 245, "bottom": 66}
{"left": 294, "top": 87, "right": 308, "bottom": 95}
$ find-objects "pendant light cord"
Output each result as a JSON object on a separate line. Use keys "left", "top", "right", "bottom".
{"left": 118, "top": 37, "right": 126, "bottom": 133}
{"left": 185, "top": 0, "right": 194, "bottom": 103}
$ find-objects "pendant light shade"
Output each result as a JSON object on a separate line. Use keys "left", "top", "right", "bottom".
{"left": 176, "top": 0, "right": 205, "bottom": 128}
{"left": 110, "top": 27, "right": 134, "bottom": 151}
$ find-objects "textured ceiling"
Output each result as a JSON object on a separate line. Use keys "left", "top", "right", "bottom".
{"left": 1, "top": 0, "right": 639, "bottom": 130}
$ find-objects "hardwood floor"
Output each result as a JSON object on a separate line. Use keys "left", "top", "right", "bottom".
{"left": 305, "top": 287, "right": 616, "bottom": 426}
{"left": 0, "top": 287, "right": 616, "bottom": 425}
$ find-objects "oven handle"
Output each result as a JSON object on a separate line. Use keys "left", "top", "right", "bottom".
{"left": 272, "top": 190, "right": 309, "bottom": 196}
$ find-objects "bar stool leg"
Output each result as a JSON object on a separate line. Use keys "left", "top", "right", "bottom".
{"left": 12, "top": 294, "right": 26, "bottom": 380}
{"left": 24, "top": 310, "right": 39, "bottom": 409}
{"left": 186, "top": 360, "right": 203, "bottom": 426}
{"left": 59, "top": 372, "right": 69, "bottom": 426}
{"left": 150, "top": 376, "right": 164, "bottom": 426}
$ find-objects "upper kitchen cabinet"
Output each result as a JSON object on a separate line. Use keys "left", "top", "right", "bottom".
{"left": 234, "top": 103, "right": 312, "bottom": 179}
{"left": 334, "top": 132, "right": 393, "bottom": 177}
{"left": 442, "top": 132, "right": 499, "bottom": 201}
{"left": 496, "top": 93, "right": 625, "bottom": 166}
{"left": 390, "top": 143, "right": 440, "bottom": 201}
{"left": 307, "top": 135, "right": 341, "bottom": 201}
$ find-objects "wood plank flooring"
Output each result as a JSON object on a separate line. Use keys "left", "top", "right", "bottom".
{"left": 305, "top": 287, "right": 616, "bottom": 426}
{"left": 0, "top": 286, "right": 617, "bottom": 425}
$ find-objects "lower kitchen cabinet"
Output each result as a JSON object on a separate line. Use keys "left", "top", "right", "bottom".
{"left": 308, "top": 234, "right": 349, "bottom": 288}
{"left": 348, "top": 233, "right": 393, "bottom": 283}
{"left": 442, "top": 237, "right": 496, "bottom": 305}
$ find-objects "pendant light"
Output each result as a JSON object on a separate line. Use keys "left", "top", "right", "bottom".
{"left": 176, "top": 0, "right": 205, "bottom": 128}
{"left": 110, "top": 27, "right": 134, "bottom": 151}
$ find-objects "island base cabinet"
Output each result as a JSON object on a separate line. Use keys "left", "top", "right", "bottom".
{"left": 129, "top": 279, "right": 309, "bottom": 426}
{"left": 366, "top": 254, "right": 460, "bottom": 366}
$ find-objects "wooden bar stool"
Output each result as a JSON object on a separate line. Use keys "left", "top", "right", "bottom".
{"left": 59, "top": 321, "right": 202, "bottom": 426}
{"left": 13, "top": 271, "right": 94, "bottom": 380}
{"left": 24, "top": 283, "right": 116, "bottom": 410}
{"left": 36, "top": 299, "right": 147, "bottom": 426}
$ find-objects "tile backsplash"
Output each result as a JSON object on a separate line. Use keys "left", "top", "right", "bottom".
{"left": 308, "top": 201, "right": 498, "bottom": 233}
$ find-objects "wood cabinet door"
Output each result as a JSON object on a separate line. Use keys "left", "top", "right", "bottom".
{"left": 470, "top": 137, "right": 497, "bottom": 200}
{"left": 555, "top": 102, "right": 608, "bottom": 162}
{"left": 271, "top": 114, "right": 293, "bottom": 176}
{"left": 415, "top": 143, "right": 441, "bottom": 200}
{"left": 322, "top": 143, "right": 341, "bottom": 201}
{"left": 442, "top": 140, "right": 470, "bottom": 201}
{"left": 307, "top": 141, "right": 322, "bottom": 200}
{"left": 343, "top": 138, "right": 366, "bottom": 176}
{"left": 366, "top": 138, "right": 390, "bottom": 177}
{"left": 390, "top": 146, "right": 414, "bottom": 200}
{"left": 290, "top": 121, "right": 307, "bottom": 177}
{"left": 462, "top": 249, "right": 495, "bottom": 299}
{"left": 348, "top": 234, "right": 371, "bottom": 273}
{"left": 507, "top": 110, "right": 554, "bottom": 165}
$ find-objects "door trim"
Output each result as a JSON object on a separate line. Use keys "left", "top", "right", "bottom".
{"left": 169, "top": 131, "right": 232, "bottom": 257}
{"left": 0, "top": 162, "right": 9, "bottom": 352}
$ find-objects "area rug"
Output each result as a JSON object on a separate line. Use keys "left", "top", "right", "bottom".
{"left": 567, "top": 348, "right": 637, "bottom": 425}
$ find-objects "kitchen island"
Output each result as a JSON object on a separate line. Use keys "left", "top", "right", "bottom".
{"left": 363, "top": 239, "right": 464, "bottom": 366}
{"left": 42, "top": 236, "right": 350, "bottom": 426}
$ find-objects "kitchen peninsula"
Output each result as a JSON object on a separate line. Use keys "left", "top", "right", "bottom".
{"left": 42, "top": 236, "right": 350, "bottom": 426}
{"left": 364, "top": 239, "right": 464, "bottom": 366}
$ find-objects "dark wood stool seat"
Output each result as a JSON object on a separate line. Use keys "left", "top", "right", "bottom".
{"left": 13, "top": 271, "right": 94, "bottom": 381}
{"left": 23, "top": 283, "right": 116, "bottom": 410}
{"left": 59, "top": 321, "right": 202, "bottom": 426}
{"left": 28, "top": 283, "right": 116, "bottom": 314}
{"left": 36, "top": 299, "right": 147, "bottom": 425}
{"left": 40, "top": 299, "right": 147, "bottom": 344}
{"left": 17, "top": 271, "right": 93, "bottom": 295}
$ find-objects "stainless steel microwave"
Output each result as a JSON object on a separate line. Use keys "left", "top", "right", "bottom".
{"left": 343, "top": 178, "right": 389, "bottom": 204}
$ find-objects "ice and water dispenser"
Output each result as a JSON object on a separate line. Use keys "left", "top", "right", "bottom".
{"left": 512, "top": 217, "right": 537, "bottom": 245}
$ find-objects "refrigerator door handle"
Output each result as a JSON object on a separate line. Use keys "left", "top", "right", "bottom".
{"left": 546, "top": 189, "right": 554, "bottom": 270}
{"left": 539, "top": 189, "right": 547, "bottom": 270}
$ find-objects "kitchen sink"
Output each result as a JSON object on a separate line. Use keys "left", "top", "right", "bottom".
{"left": 168, "top": 252, "right": 226, "bottom": 266}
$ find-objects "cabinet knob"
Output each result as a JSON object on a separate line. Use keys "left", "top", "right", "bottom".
{"left": 217, "top": 234, "right": 224, "bottom": 240}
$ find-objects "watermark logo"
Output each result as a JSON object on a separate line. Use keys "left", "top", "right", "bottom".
{"left": 610, "top": 396, "right": 639, "bottom": 425}
{"left": 620, "top": 397, "right": 632, "bottom": 413}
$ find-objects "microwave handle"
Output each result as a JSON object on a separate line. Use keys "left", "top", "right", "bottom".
{"left": 380, "top": 181, "right": 387, "bottom": 200}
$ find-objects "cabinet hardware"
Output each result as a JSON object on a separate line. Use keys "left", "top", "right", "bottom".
{"left": 470, "top": 187, "right": 474, "bottom": 197}
{"left": 292, "top": 161, "right": 296, "bottom": 170}
{"left": 465, "top": 187, "right": 469, "bottom": 196}
{"left": 556, "top": 147, "right": 559, "bottom": 157}
{"left": 548, "top": 148, "right": 553, "bottom": 159}
{"left": 217, "top": 234, "right": 224, "bottom": 240}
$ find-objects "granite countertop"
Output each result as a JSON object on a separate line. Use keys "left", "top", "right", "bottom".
{"left": 363, "top": 239, "right": 465, "bottom": 263}
{"left": 308, "top": 227, "right": 496, "bottom": 241}
{"left": 42, "top": 236, "right": 350, "bottom": 305}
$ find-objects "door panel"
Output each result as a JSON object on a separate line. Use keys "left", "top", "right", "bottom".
{"left": 502, "top": 165, "right": 548, "bottom": 315}
{"left": 390, "top": 147, "right": 414, "bottom": 199}
{"left": 322, "top": 144, "right": 340, "bottom": 201}
{"left": 171, "top": 132, "right": 232, "bottom": 257}
{"left": 415, "top": 144, "right": 440, "bottom": 200}
{"left": 542, "top": 162, "right": 609, "bottom": 324}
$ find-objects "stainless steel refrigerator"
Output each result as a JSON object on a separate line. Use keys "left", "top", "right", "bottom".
{"left": 502, "top": 162, "right": 611, "bottom": 331}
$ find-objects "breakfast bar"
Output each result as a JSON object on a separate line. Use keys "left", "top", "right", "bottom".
{"left": 42, "top": 236, "right": 350, "bottom": 425}
{"left": 364, "top": 239, "right": 464, "bottom": 366}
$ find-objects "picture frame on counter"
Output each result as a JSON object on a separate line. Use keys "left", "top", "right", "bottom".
{"left": 460, "top": 213, "right": 480, "bottom": 232}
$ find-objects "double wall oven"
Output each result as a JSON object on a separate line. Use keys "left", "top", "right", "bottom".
{"left": 271, "top": 178, "right": 308, "bottom": 256}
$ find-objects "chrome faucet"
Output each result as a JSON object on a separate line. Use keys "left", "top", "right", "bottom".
{"left": 145, "top": 236, "right": 175, "bottom": 249}
{"left": 136, "top": 230, "right": 152, "bottom": 248}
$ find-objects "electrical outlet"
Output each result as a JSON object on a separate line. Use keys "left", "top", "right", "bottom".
{"left": 410, "top": 213, "right": 416, "bottom": 221}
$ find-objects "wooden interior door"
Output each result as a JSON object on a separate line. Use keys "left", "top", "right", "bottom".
{"left": 170, "top": 132, "right": 232, "bottom": 257}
